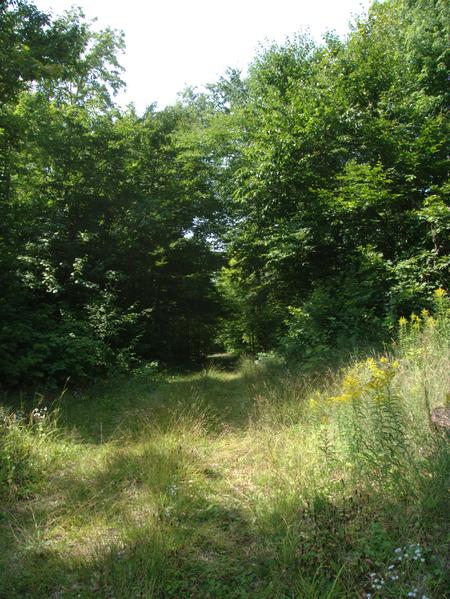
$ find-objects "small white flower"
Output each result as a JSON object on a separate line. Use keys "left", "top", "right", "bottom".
{"left": 395, "top": 547, "right": 402, "bottom": 553}
{"left": 388, "top": 564, "right": 395, "bottom": 570}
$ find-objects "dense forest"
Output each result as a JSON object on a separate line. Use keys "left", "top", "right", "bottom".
{"left": 1, "top": 0, "right": 448, "bottom": 387}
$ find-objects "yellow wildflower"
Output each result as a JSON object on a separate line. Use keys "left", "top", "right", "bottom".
{"left": 343, "top": 373, "right": 361, "bottom": 391}
{"left": 329, "top": 370, "right": 363, "bottom": 403}
{"left": 329, "top": 392, "right": 352, "bottom": 403}
{"left": 410, "top": 312, "right": 421, "bottom": 328}
{"left": 367, "top": 359, "right": 381, "bottom": 375}
{"left": 379, "top": 356, "right": 389, "bottom": 364}
{"left": 434, "top": 287, "right": 447, "bottom": 298}
{"left": 399, "top": 316, "right": 408, "bottom": 327}
{"left": 425, "top": 315, "right": 436, "bottom": 328}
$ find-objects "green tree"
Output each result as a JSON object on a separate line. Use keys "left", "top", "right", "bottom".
{"left": 214, "top": 0, "right": 449, "bottom": 360}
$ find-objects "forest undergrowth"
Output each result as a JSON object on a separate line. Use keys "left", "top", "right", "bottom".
{"left": 0, "top": 291, "right": 449, "bottom": 598}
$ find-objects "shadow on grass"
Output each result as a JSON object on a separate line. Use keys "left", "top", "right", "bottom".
{"left": 4, "top": 433, "right": 449, "bottom": 599}
{"left": 55, "top": 363, "right": 299, "bottom": 444}
{"left": 0, "top": 414, "right": 353, "bottom": 598}
{"left": 1, "top": 354, "right": 339, "bottom": 446}
{"left": 0, "top": 441, "right": 259, "bottom": 598}
{"left": 4, "top": 345, "right": 448, "bottom": 598}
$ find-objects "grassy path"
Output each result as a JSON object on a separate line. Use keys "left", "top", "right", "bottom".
{"left": 1, "top": 357, "right": 449, "bottom": 598}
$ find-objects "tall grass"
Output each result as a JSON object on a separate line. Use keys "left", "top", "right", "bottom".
{"left": 0, "top": 291, "right": 448, "bottom": 598}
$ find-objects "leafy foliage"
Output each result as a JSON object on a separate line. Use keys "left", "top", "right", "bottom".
{"left": 0, "top": 0, "right": 448, "bottom": 386}
{"left": 214, "top": 0, "right": 449, "bottom": 359}
{"left": 0, "top": 2, "right": 223, "bottom": 386}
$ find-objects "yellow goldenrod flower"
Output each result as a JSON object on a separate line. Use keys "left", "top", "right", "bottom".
{"left": 367, "top": 360, "right": 382, "bottom": 375}
{"left": 379, "top": 356, "right": 389, "bottom": 364}
{"left": 330, "top": 392, "right": 352, "bottom": 403}
{"left": 434, "top": 287, "right": 447, "bottom": 298}
{"left": 425, "top": 316, "right": 436, "bottom": 328}
{"left": 399, "top": 316, "right": 408, "bottom": 327}
{"left": 343, "top": 374, "right": 361, "bottom": 390}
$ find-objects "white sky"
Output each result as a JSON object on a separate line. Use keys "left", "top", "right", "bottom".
{"left": 34, "top": 0, "right": 371, "bottom": 112}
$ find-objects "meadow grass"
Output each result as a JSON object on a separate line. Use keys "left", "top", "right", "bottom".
{"left": 0, "top": 295, "right": 449, "bottom": 598}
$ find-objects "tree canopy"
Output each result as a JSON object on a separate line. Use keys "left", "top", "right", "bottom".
{"left": 0, "top": 0, "right": 448, "bottom": 386}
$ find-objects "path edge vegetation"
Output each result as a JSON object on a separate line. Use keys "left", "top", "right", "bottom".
{"left": 0, "top": 291, "right": 449, "bottom": 597}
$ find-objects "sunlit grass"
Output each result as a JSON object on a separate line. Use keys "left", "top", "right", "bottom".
{"left": 1, "top": 296, "right": 449, "bottom": 597}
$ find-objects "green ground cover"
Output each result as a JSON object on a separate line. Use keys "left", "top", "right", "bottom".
{"left": 1, "top": 294, "right": 449, "bottom": 598}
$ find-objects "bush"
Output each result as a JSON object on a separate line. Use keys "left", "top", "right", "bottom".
{"left": 280, "top": 254, "right": 389, "bottom": 368}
